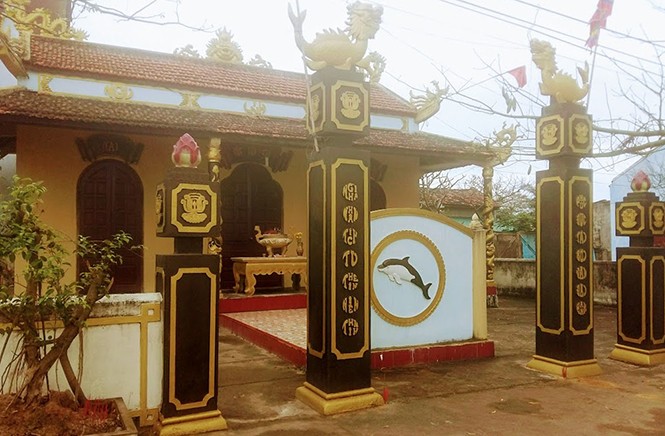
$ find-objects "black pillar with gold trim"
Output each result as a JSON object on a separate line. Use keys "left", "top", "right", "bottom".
{"left": 296, "top": 67, "right": 384, "bottom": 415}
{"left": 527, "top": 103, "right": 602, "bottom": 378}
{"left": 154, "top": 134, "right": 227, "bottom": 434}
{"left": 610, "top": 171, "right": 665, "bottom": 366}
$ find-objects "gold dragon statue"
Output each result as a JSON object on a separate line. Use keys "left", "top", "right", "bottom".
{"left": 409, "top": 81, "right": 449, "bottom": 123}
{"left": 530, "top": 39, "right": 589, "bottom": 104}
{"left": 288, "top": 1, "right": 383, "bottom": 71}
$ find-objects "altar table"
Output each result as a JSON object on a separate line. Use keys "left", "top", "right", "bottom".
{"left": 231, "top": 256, "right": 307, "bottom": 296}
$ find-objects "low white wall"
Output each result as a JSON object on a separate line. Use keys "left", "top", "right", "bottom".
{"left": 0, "top": 293, "right": 162, "bottom": 427}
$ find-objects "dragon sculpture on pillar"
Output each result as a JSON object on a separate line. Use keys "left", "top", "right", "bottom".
{"left": 288, "top": 1, "right": 384, "bottom": 72}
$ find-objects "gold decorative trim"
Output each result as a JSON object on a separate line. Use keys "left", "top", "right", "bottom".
{"left": 331, "top": 158, "right": 369, "bottom": 360}
{"left": 1, "top": 300, "right": 162, "bottom": 426}
{"left": 296, "top": 382, "right": 383, "bottom": 416}
{"left": 169, "top": 268, "right": 216, "bottom": 411}
{"left": 568, "top": 176, "right": 593, "bottom": 336}
{"left": 307, "top": 160, "right": 326, "bottom": 359}
{"left": 536, "top": 176, "right": 565, "bottom": 335}
{"left": 617, "top": 255, "right": 646, "bottom": 344}
{"left": 6, "top": 0, "right": 87, "bottom": 40}
{"left": 535, "top": 114, "right": 564, "bottom": 156}
{"left": 650, "top": 256, "right": 665, "bottom": 345}
{"left": 616, "top": 202, "right": 646, "bottom": 235}
{"left": 649, "top": 203, "right": 665, "bottom": 235}
{"left": 526, "top": 354, "right": 602, "bottom": 378}
{"left": 243, "top": 101, "right": 267, "bottom": 118}
{"left": 104, "top": 83, "right": 134, "bottom": 101}
{"left": 609, "top": 343, "right": 665, "bottom": 366}
{"left": 568, "top": 113, "right": 592, "bottom": 153}
{"left": 38, "top": 74, "right": 53, "bottom": 93}
{"left": 331, "top": 80, "right": 369, "bottom": 132}
{"left": 156, "top": 409, "right": 227, "bottom": 435}
{"left": 179, "top": 92, "right": 201, "bottom": 108}
{"left": 370, "top": 230, "right": 445, "bottom": 326}
{"left": 307, "top": 82, "right": 325, "bottom": 134}
{"left": 170, "top": 184, "right": 218, "bottom": 233}
{"left": 371, "top": 208, "right": 475, "bottom": 237}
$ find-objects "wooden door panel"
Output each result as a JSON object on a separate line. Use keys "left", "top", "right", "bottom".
{"left": 220, "top": 164, "right": 283, "bottom": 290}
{"left": 77, "top": 160, "right": 143, "bottom": 293}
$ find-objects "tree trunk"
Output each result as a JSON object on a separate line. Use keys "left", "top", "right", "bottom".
{"left": 21, "top": 273, "right": 106, "bottom": 406}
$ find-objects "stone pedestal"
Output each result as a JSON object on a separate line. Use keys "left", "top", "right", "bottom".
{"left": 527, "top": 103, "right": 601, "bottom": 378}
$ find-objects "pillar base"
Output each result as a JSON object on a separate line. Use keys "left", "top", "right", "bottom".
{"left": 610, "top": 344, "right": 665, "bottom": 366}
{"left": 526, "top": 355, "right": 602, "bottom": 378}
{"left": 155, "top": 410, "right": 227, "bottom": 435}
{"left": 296, "top": 382, "right": 384, "bottom": 416}
{"left": 486, "top": 280, "right": 498, "bottom": 308}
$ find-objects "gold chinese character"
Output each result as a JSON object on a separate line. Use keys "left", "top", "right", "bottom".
{"left": 576, "top": 301, "right": 587, "bottom": 316}
{"left": 575, "top": 194, "right": 587, "bottom": 209}
{"left": 342, "top": 296, "right": 359, "bottom": 314}
{"left": 575, "top": 248, "right": 587, "bottom": 263}
{"left": 343, "top": 250, "right": 359, "bottom": 268}
{"left": 575, "top": 265, "right": 587, "bottom": 280}
{"left": 342, "top": 272, "right": 359, "bottom": 291}
{"left": 343, "top": 228, "right": 358, "bottom": 246}
{"left": 576, "top": 213, "right": 587, "bottom": 227}
{"left": 575, "top": 230, "right": 587, "bottom": 245}
{"left": 342, "top": 183, "right": 359, "bottom": 202}
{"left": 576, "top": 283, "right": 588, "bottom": 298}
{"left": 343, "top": 205, "right": 358, "bottom": 223}
{"left": 342, "top": 318, "right": 360, "bottom": 336}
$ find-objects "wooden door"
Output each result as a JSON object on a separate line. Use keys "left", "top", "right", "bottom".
{"left": 220, "top": 164, "right": 283, "bottom": 290}
{"left": 77, "top": 160, "right": 143, "bottom": 293}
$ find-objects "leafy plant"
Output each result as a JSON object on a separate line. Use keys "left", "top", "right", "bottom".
{"left": 0, "top": 176, "right": 134, "bottom": 407}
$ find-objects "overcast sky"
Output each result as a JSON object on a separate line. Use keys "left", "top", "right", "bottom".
{"left": 73, "top": 0, "right": 665, "bottom": 200}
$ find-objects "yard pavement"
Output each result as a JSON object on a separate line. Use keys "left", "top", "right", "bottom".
{"left": 145, "top": 297, "right": 665, "bottom": 435}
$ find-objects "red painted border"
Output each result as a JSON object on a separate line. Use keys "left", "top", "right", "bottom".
{"left": 220, "top": 314, "right": 306, "bottom": 367}
{"left": 219, "top": 293, "right": 307, "bottom": 313}
{"left": 221, "top": 314, "right": 495, "bottom": 368}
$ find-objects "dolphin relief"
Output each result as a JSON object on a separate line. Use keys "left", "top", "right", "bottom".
{"left": 377, "top": 257, "right": 432, "bottom": 300}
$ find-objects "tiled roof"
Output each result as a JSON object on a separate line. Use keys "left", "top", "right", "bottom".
{"left": 0, "top": 89, "right": 489, "bottom": 162}
{"left": 26, "top": 35, "right": 416, "bottom": 117}
{"left": 432, "top": 188, "right": 485, "bottom": 208}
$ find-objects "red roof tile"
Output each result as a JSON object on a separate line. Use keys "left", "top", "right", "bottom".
{"left": 0, "top": 89, "right": 490, "bottom": 163}
{"left": 26, "top": 35, "right": 416, "bottom": 117}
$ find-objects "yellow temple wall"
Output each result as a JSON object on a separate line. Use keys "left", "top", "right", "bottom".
{"left": 13, "top": 125, "right": 424, "bottom": 292}
{"left": 15, "top": 125, "right": 175, "bottom": 292}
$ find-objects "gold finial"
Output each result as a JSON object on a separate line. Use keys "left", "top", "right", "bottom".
{"left": 206, "top": 28, "right": 243, "bottom": 64}
{"left": 288, "top": 1, "right": 383, "bottom": 71}
{"left": 631, "top": 170, "right": 651, "bottom": 192}
{"left": 530, "top": 39, "right": 589, "bottom": 104}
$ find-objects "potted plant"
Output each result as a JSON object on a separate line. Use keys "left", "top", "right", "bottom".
{"left": 0, "top": 177, "right": 138, "bottom": 435}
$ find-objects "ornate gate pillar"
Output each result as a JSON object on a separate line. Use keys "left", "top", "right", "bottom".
{"left": 296, "top": 66, "right": 384, "bottom": 415}
{"left": 154, "top": 134, "right": 227, "bottom": 434}
{"left": 610, "top": 171, "right": 665, "bottom": 366}
{"left": 526, "top": 39, "right": 601, "bottom": 378}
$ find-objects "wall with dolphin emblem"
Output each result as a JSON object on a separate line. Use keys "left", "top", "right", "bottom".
{"left": 370, "top": 208, "right": 484, "bottom": 348}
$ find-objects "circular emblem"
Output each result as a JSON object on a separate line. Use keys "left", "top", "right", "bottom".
{"left": 370, "top": 230, "right": 445, "bottom": 326}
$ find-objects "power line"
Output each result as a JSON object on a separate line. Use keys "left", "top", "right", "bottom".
{"left": 507, "top": 0, "right": 665, "bottom": 52}
{"left": 438, "top": 0, "right": 664, "bottom": 74}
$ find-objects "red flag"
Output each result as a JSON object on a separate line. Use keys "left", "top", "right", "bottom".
{"left": 586, "top": 0, "right": 614, "bottom": 48}
{"left": 507, "top": 66, "right": 527, "bottom": 88}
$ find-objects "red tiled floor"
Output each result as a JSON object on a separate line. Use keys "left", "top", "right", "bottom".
{"left": 221, "top": 308, "right": 495, "bottom": 368}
